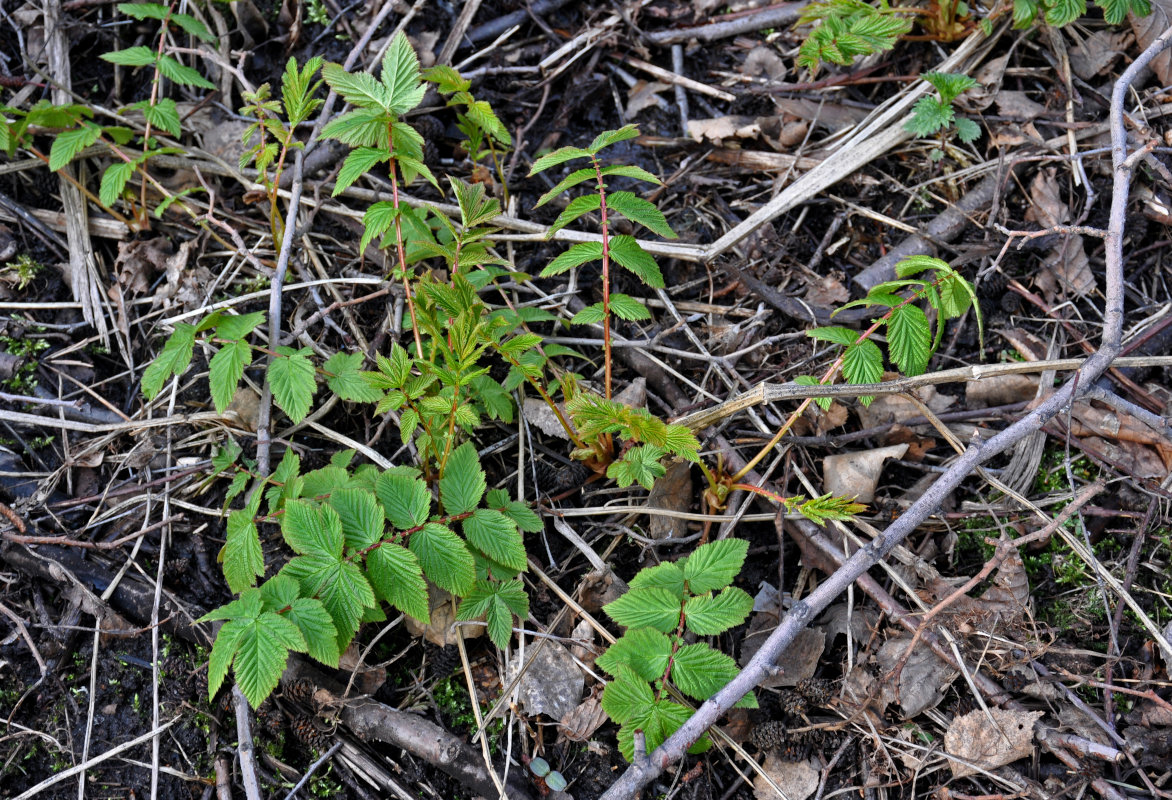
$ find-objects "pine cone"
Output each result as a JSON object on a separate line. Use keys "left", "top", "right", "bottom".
{"left": 751, "top": 720, "right": 787, "bottom": 751}
{"left": 780, "top": 690, "right": 809, "bottom": 717}
{"left": 796, "top": 677, "right": 834, "bottom": 707}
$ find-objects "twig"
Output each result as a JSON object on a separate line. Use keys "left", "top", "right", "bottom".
{"left": 233, "top": 687, "right": 263, "bottom": 800}
{"left": 284, "top": 742, "right": 343, "bottom": 800}
{"left": 597, "top": 23, "right": 1172, "bottom": 800}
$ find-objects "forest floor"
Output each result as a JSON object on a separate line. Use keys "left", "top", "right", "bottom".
{"left": 2, "top": 0, "right": 1172, "bottom": 799}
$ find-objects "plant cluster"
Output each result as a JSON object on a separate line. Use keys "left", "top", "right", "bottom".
{"left": 598, "top": 539, "right": 755, "bottom": 760}
{"left": 904, "top": 72, "right": 981, "bottom": 159}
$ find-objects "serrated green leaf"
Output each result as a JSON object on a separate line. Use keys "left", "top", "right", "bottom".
{"left": 608, "top": 293, "right": 651, "bottom": 321}
{"left": 886, "top": 304, "right": 932, "bottom": 377}
{"left": 320, "top": 107, "right": 387, "bottom": 148}
{"left": 439, "top": 442, "right": 486, "bottom": 514}
{"left": 260, "top": 574, "right": 300, "bottom": 611}
{"left": 333, "top": 146, "right": 387, "bottom": 195}
{"left": 323, "top": 352, "right": 384, "bottom": 402}
{"left": 170, "top": 11, "right": 215, "bottom": 42}
{"left": 321, "top": 62, "right": 390, "bottom": 111}
{"left": 367, "top": 543, "right": 429, "bottom": 622}
{"left": 596, "top": 627, "right": 672, "bottom": 681}
{"left": 48, "top": 121, "right": 101, "bottom": 172}
{"left": 541, "top": 241, "right": 603, "bottom": 276}
{"left": 282, "top": 553, "right": 375, "bottom": 649}
{"left": 233, "top": 610, "right": 306, "bottom": 707}
{"left": 214, "top": 311, "right": 266, "bottom": 341}
{"left": 683, "top": 587, "right": 753, "bottom": 635}
{"left": 609, "top": 236, "right": 664, "bottom": 288}
{"left": 683, "top": 538, "right": 748, "bottom": 594}
{"left": 282, "top": 500, "right": 344, "bottom": 558}
{"left": 588, "top": 125, "right": 640, "bottom": 154}
{"left": 616, "top": 699, "right": 693, "bottom": 762}
{"left": 376, "top": 472, "right": 431, "bottom": 530}
{"left": 463, "top": 509, "right": 525, "bottom": 572}
{"left": 209, "top": 339, "right": 253, "bottom": 414}
{"left": 117, "top": 3, "right": 169, "bottom": 20}
{"left": 628, "top": 561, "right": 685, "bottom": 598}
{"left": 671, "top": 642, "right": 744, "bottom": 701}
{"left": 100, "top": 161, "right": 135, "bottom": 207}
{"left": 536, "top": 167, "right": 599, "bottom": 207}
{"left": 1044, "top": 0, "right": 1085, "bottom": 26}
{"left": 604, "top": 587, "right": 682, "bottom": 633}
{"left": 207, "top": 618, "right": 246, "bottom": 699}
{"left": 101, "top": 46, "right": 157, "bottom": 66}
{"left": 570, "top": 302, "right": 605, "bottom": 326}
{"left": 905, "top": 96, "right": 953, "bottom": 137}
{"left": 600, "top": 164, "right": 661, "bottom": 185}
{"left": 268, "top": 346, "right": 317, "bottom": 423}
{"left": 222, "top": 509, "right": 264, "bottom": 593}
{"left": 842, "top": 339, "right": 884, "bottom": 405}
{"left": 547, "top": 194, "right": 601, "bottom": 237}
{"left": 156, "top": 54, "right": 215, "bottom": 89}
{"left": 456, "top": 578, "right": 527, "bottom": 648}
{"left": 921, "top": 72, "right": 978, "bottom": 105}
{"left": 408, "top": 523, "right": 475, "bottom": 596}
{"left": 794, "top": 375, "right": 833, "bottom": 411}
{"left": 601, "top": 665, "right": 654, "bottom": 726}
{"left": 327, "top": 488, "right": 384, "bottom": 550}
{"left": 300, "top": 465, "right": 350, "bottom": 500}
{"left": 141, "top": 323, "right": 196, "bottom": 399}
{"left": 284, "top": 597, "right": 340, "bottom": 666}
{"left": 809, "top": 323, "right": 861, "bottom": 346}
{"left": 607, "top": 444, "right": 667, "bottom": 490}
{"left": 381, "top": 32, "right": 426, "bottom": 115}
{"left": 954, "top": 116, "right": 981, "bottom": 144}
{"left": 606, "top": 192, "right": 676, "bottom": 239}
{"left": 528, "top": 145, "right": 591, "bottom": 176}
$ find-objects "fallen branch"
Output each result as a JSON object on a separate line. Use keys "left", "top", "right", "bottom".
{"left": 598, "top": 23, "right": 1172, "bottom": 800}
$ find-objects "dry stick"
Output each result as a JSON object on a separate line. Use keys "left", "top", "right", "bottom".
{"left": 645, "top": 1, "right": 808, "bottom": 44}
{"left": 597, "top": 25, "right": 1172, "bottom": 800}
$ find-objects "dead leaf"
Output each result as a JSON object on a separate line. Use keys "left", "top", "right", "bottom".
{"left": 839, "top": 664, "right": 887, "bottom": 722}
{"left": 1070, "top": 29, "right": 1131, "bottom": 79}
{"left": 626, "top": 80, "right": 672, "bottom": 117}
{"left": 877, "top": 637, "right": 957, "bottom": 717}
{"left": 955, "top": 55, "right": 1008, "bottom": 113}
{"left": 753, "top": 754, "right": 820, "bottom": 800}
{"left": 687, "top": 116, "right": 762, "bottom": 145}
{"left": 560, "top": 694, "right": 608, "bottom": 742}
{"left": 1025, "top": 168, "right": 1095, "bottom": 300}
{"left": 646, "top": 460, "right": 692, "bottom": 540}
{"left": 994, "top": 90, "right": 1048, "bottom": 121}
{"left": 740, "top": 617, "right": 824, "bottom": 688}
{"left": 568, "top": 619, "right": 598, "bottom": 668}
{"left": 883, "top": 425, "right": 936, "bottom": 462}
{"left": 404, "top": 585, "right": 482, "bottom": 646}
{"left": 115, "top": 237, "right": 173, "bottom": 295}
{"left": 1132, "top": 2, "right": 1172, "bottom": 86}
{"left": 225, "top": 386, "right": 261, "bottom": 431}
{"left": 742, "top": 46, "right": 786, "bottom": 82}
{"left": 614, "top": 377, "right": 647, "bottom": 408}
{"left": 804, "top": 273, "right": 849, "bottom": 307}
{"left": 855, "top": 384, "right": 954, "bottom": 429}
{"left": 523, "top": 397, "right": 571, "bottom": 439}
{"left": 817, "top": 603, "right": 879, "bottom": 645}
{"left": 579, "top": 569, "right": 627, "bottom": 614}
{"left": 945, "top": 708, "right": 1042, "bottom": 778}
{"left": 774, "top": 98, "right": 870, "bottom": 132}
{"left": 966, "top": 374, "right": 1040, "bottom": 408}
{"left": 822, "top": 443, "right": 907, "bottom": 504}
{"left": 511, "top": 640, "right": 584, "bottom": 721}
{"left": 338, "top": 642, "right": 387, "bottom": 695}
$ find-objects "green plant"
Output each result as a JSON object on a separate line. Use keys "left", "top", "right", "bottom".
{"left": 797, "top": 255, "right": 980, "bottom": 407}
{"left": 796, "top": 0, "right": 912, "bottom": 70}
{"left": 240, "top": 57, "right": 326, "bottom": 243}
{"left": 424, "top": 65, "right": 514, "bottom": 194}
{"left": 0, "top": 254, "right": 44, "bottom": 291}
{"left": 904, "top": 72, "right": 981, "bottom": 160}
{"left": 1013, "top": 0, "right": 1148, "bottom": 27}
{"left": 597, "top": 538, "right": 755, "bottom": 761}
{"left": 200, "top": 442, "right": 540, "bottom": 707}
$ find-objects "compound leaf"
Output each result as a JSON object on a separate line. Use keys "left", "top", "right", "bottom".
{"left": 141, "top": 323, "right": 196, "bottom": 399}
{"left": 222, "top": 509, "right": 264, "bottom": 593}
{"left": 439, "top": 442, "right": 485, "bottom": 514}
{"left": 596, "top": 627, "right": 672, "bottom": 681}
{"left": 367, "top": 543, "right": 429, "bottom": 623}
{"left": 604, "top": 587, "right": 681, "bottom": 633}
{"left": 268, "top": 346, "right": 317, "bottom": 423}
{"left": 886, "top": 304, "right": 932, "bottom": 377}
{"left": 408, "top": 522, "right": 475, "bottom": 596}
{"left": 683, "top": 587, "right": 753, "bottom": 636}
{"left": 463, "top": 508, "right": 525, "bottom": 572}
{"left": 606, "top": 191, "right": 676, "bottom": 239}
{"left": 327, "top": 488, "right": 384, "bottom": 550}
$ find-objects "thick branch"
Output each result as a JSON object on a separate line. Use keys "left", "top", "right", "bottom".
{"left": 598, "top": 25, "right": 1172, "bottom": 800}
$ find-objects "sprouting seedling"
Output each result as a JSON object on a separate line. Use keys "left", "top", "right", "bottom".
{"left": 528, "top": 757, "right": 568, "bottom": 792}
{"left": 904, "top": 72, "right": 981, "bottom": 160}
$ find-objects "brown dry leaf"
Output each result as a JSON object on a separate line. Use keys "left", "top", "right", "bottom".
{"left": 839, "top": 664, "right": 887, "bottom": 722}
{"left": 1070, "top": 29, "right": 1131, "bottom": 79}
{"left": 1025, "top": 168, "right": 1095, "bottom": 300}
{"left": 579, "top": 569, "right": 627, "bottom": 614}
{"left": 523, "top": 397, "right": 571, "bottom": 439}
{"left": 823, "top": 443, "right": 907, "bottom": 504}
{"left": 404, "top": 585, "right": 483, "bottom": 646}
{"left": 151, "top": 239, "right": 206, "bottom": 311}
{"left": 740, "top": 608, "right": 825, "bottom": 688}
{"left": 804, "top": 273, "right": 849, "bottom": 307}
{"left": 966, "top": 374, "right": 1040, "bottom": 408}
{"left": 742, "top": 46, "right": 786, "bottom": 82}
{"left": 877, "top": 637, "right": 957, "bottom": 718}
{"left": 994, "top": 91, "right": 1048, "bottom": 121}
{"left": 560, "top": 694, "right": 608, "bottom": 742}
{"left": 955, "top": 54, "right": 1008, "bottom": 113}
{"left": 1082, "top": 435, "right": 1169, "bottom": 479}
{"left": 997, "top": 327, "right": 1048, "bottom": 361}
{"left": 1132, "top": 2, "right": 1172, "bottom": 86}
{"left": 687, "top": 116, "right": 762, "bottom": 144}
{"left": 883, "top": 425, "right": 936, "bottom": 462}
{"left": 753, "top": 754, "right": 820, "bottom": 800}
{"left": 855, "top": 384, "right": 954, "bottom": 429}
{"left": 115, "top": 237, "right": 174, "bottom": 295}
{"left": 922, "top": 540, "right": 1030, "bottom": 626}
{"left": 225, "top": 386, "right": 261, "bottom": 431}
{"left": 511, "top": 640, "right": 584, "bottom": 721}
{"left": 945, "top": 708, "right": 1042, "bottom": 778}
{"left": 338, "top": 642, "right": 387, "bottom": 694}
{"left": 626, "top": 80, "right": 671, "bottom": 117}
{"left": 773, "top": 98, "right": 870, "bottom": 132}
{"left": 646, "top": 460, "right": 692, "bottom": 540}
{"left": 614, "top": 377, "right": 647, "bottom": 408}
{"left": 817, "top": 603, "right": 879, "bottom": 645}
